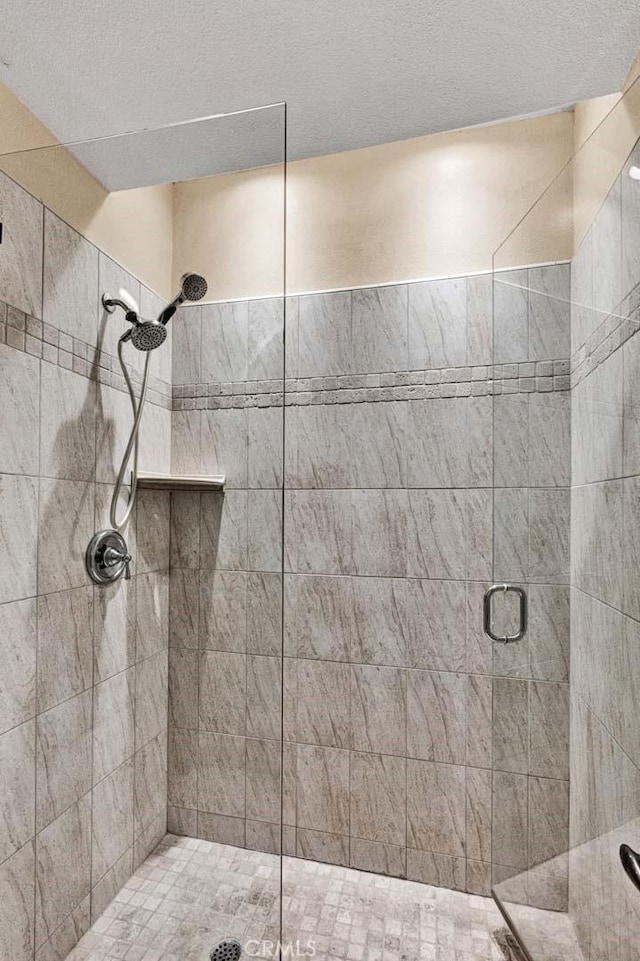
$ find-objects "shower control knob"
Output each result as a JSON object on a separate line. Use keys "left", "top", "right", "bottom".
{"left": 620, "top": 844, "right": 640, "bottom": 893}
{"left": 103, "top": 545, "right": 132, "bottom": 580}
{"left": 86, "top": 530, "right": 133, "bottom": 585}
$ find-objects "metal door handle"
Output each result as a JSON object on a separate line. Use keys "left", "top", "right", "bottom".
{"left": 483, "top": 584, "right": 527, "bottom": 644}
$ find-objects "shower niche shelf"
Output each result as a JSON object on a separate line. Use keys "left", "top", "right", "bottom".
{"left": 137, "top": 471, "right": 225, "bottom": 492}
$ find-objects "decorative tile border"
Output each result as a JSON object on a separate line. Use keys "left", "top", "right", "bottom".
{"left": 173, "top": 360, "right": 570, "bottom": 410}
{"left": 0, "top": 300, "right": 171, "bottom": 409}
{"left": 571, "top": 318, "right": 640, "bottom": 391}
{"left": 571, "top": 280, "right": 640, "bottom": 388}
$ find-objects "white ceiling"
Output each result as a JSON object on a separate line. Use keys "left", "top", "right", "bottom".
{"left": 1, "top": 0, "right": 640, "bottom": 189}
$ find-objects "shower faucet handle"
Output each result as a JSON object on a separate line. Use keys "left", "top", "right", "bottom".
{"left": 620, "top": 844, "right": 640, "bottom": 893}
{"left": 86, "top": 530, "right": 132, "bottom": 585}
{"left": 104, "top": 545, "right": 132, "bottom": 579}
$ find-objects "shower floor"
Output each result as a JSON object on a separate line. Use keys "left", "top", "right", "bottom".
{"left": 66, "top": 835, "right": 521, "bottom": 961}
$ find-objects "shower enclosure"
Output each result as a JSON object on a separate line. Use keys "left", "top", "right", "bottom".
{"left": 1, "top": 76, "right": 640, "bottom": 961}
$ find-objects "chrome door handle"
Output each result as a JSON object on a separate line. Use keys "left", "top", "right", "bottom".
{"left": 483, "top": 584, "right": 527, "bottom": 644}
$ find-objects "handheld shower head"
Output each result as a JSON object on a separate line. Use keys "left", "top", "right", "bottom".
{"left": 129, "top": 320, "right": 167, "bottom": 351}
{"left": 157, "top": 272, "right": 208, "bottom": 326}
{"left": 181, "top": 273, "right": 208, "bottom": 301}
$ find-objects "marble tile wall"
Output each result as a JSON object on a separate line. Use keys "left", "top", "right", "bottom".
{"left": 568, "top": 135, "right": 640, "bottom": 958}
{"left": 167, "top": 264, "right": 571, "bottom": 901}
{"left": 0, "top": 169, "right": 171, "bottom": 961}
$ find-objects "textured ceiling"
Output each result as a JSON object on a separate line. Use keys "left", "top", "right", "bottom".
{"left": 1, "top": 0, "right": 639, "bottom": 188}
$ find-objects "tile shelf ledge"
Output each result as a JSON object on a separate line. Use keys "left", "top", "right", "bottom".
{"left": 137, "top": 471, "right": 225, "bottom": 491}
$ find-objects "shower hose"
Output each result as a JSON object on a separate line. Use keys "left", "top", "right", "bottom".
{"left": 110, "top": 336, "right": 152, "bottom": 532}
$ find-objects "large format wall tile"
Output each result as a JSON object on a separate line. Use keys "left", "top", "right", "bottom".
{"left": 528, "top": 264, "right": 570, "bottom": 361}
{"left": 39, "top": 364, "right": 96, "bottom": 481}
{"left": 168, "top": 267, "right": 571, "bottom": 893}
{"left": 351, "top": 664, "right": 406, "bottom": 756}
{"left": 407, "top": 398, "right": 468, "bottom": 488}
{"left": 0, "top": 196, "right": 171, "bottom": 961}
{"left": 200, "top": 490, "right": 248, "bottom": 570}
{"left": 134, "top": 732, "right": 167, "bottom": 839}
{"left": 95, "top": 384, "right": 138, "bottom": 485}
{"left": 199, "top": 650, "right": 246, "bottom": 735}
{"left": 200, "top": 570, "right": 247, "bottom": 652}
{"left": 38, "top": 479, "right": 94, "bottom": 594}
{"left": 246, "top": 655, "right": 281, "bottom": 740}
{"left": 298, "top": 292, "right": 351, "bottom": 378}
{"left": 245, "top": 738, "right": 281, "bottom": 824}
{"left": 0, "top": 343, "right": 40, "bottom": 475}
{"left": 284, "top": 574, "right": 352, "bottom": 661}
{"left": 351, "top": 285, "right": 408, "bottom": 373}
{"left": 408, "top": 278, "right": 466, "bottom": 369}
{"left": 202, "top": 408, "right": 248, "bottom": 488}
{"left": 407, "top": 670, "right": 466, "bottom": 764}
{"left": 36, "top": 797, "right": 91, "bottom": 949}
{"left": 352, "top": 489, "right": 406, "bottom": 577}
{"left": 91, "top": 760, "right": 133, "bottom": 885}
{"left": 0, "top": 171, "right": 43, "bottom": 318}
{"left": 0, "top": 841, "right": 35, "bottom": 961}
{"left": 43, "top": 210, "right": 98, "bottom": 344}
{"left": 0, "top": 474, "right": 38, "bottom": 603}
{"left": 36, "top": 691, "right": 92, "bottom": 830}
{"left": 0, "top": 721, "right": 35, "bottom": 864}
{"left": 198, "top": 732, "right": 245, "bottom": 817}
{"left": 466, "top": 273, "right": 493, "bottom": 365}
{"left": 201, "top": 302, "right": 248, "bottom": 383}
{"left": 135, "top": 570, "right": 169, "bottom": 660}
{"left": 407, "top": 760, "right": 466, "bottom": 857}
{"left": 93, "top": 669, "right": 135, "bottom": 783}
{"left": 135, "top": 651, "right": 168, "bottom": 748}
{"left": 248, "top": 298, "right": 283, "bottom": 381}
{"left": 592, "top": 176, "right": 621, "bottom": 319}
{"left": 94, "top": 579, "right": 135, "bottom": 682}
{"left": 285, "top": 491, "right": 353, "bottom": 574}
{"left": 0, "top": 598, "right": 37, "bottom": 735}
{"left": 350, "top": 752, "right": 406, "bottom": 845}
{"left": 288, "top": 657, "right": 348, "bottom": 748}
{"left": 407, "top": 489, "right": 468, "bottom": 579}
{"left": 405, "top": 579, "right": 466, "bottom": 672}
{"left": 572, "top": 350, "right": 622, "bottom": 486}
{"left": 37, "top": 589, "right": 93, "bottom": 711}
{"left": 296, "top": 744, "right": 349, "bottom": 836}
{"left": 493, "top": 270, "right": 528, "bottom": 364}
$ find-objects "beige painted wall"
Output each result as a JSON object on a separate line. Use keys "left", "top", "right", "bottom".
{"left": 0, "top": 83, "right": 173, "bottom": 297}
{"left": 4, "top": 43, "right": 640, "bottom": 303}
{"left": 572, "top": 70, "right": 640, "bottom": 249}
{"left": 173, "top": 111, "right": 574, "bottom": 300}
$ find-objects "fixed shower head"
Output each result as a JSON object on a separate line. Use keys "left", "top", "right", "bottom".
{"left": 181, "top": 273, "right": 208, "bottom": 301}
{"left": 127, "top": 319, "right": 168, "bottom": 351}
{"left": 158, "top": 272, "right": 209, "bottom": 326}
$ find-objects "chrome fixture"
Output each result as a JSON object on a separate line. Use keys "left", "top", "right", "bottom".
{"left": 157, "top": 272, "right": 208, "bottom": 326}
{"left": 97, "top": 272, "right": 209, "bottom": 539}
{"left": 620, "top": 844, "right": 640, "bottom": 892}
{"left": 86, "top": 529, "right": 132, "bottom": 584}
{"left": 210, "top": 940, "right": 242, "bottom": 961}
{"left": 483, "top": 584, "right": 527, "bottom": 643}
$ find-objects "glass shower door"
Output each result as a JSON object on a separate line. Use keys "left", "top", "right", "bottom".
{"left": 491, "top": 73, "right": 640, "bottom": 961}
{"left": 490, "top": 258, "right": 572, "bottom": 899}
{"left": 0, "top": 103, "right": 288, "bottom": 960}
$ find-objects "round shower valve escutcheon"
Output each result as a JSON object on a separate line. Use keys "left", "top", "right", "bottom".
{"left": 86, "top": 529, "right": 132, "bottom": 585}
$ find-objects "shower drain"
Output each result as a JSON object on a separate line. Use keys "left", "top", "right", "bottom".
{"left": 210, "top": 939, "right": 242, "bottom": 961}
